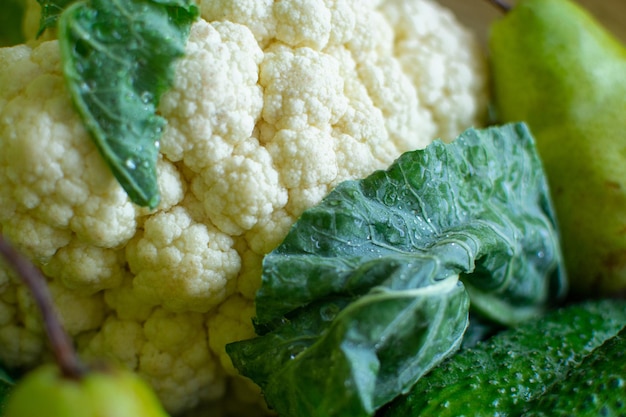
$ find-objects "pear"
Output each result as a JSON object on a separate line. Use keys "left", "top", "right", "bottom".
{"left": 487, "top": 0, "right": 626, "bottom": 295}
{"left": 3, "top": 364, "right": 169, "bottom": 417}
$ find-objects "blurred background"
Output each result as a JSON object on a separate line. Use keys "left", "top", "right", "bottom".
{"left": 438, "top": 0, "right": 626, "bottom": 46}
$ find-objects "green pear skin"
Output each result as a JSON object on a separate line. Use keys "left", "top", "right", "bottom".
{"left": 489, "top": 0, "right": 626, "bottom": 295}
{"left": 3, "top": 364, "right": 169, "bottom": 417}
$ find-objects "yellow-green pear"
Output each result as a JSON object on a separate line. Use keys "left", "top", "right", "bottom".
{"left": 3, "top": 364, "right": 169, "bottom": 417}
{"left": 488, "top": 0, "right": 626, "bottom": 295}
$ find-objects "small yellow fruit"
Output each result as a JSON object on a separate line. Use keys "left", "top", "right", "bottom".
{"left": 4, "top": 364, "right": 169, "bottom": 417}
{"left": 488, "top": 0, "right": 626, "bottom": 295}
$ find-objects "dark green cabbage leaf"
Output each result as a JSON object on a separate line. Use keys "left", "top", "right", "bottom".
{"left": 227, "top": 123, "right": 566, "bottom": 417}
{"left": 36, "top": 0, "right": 77, "bottom": 36}
{"left": 58, "top": 0, "right": 198, "bottom": 208}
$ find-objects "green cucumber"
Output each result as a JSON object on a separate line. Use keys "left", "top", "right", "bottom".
{"left": 522, "top": 325, "right": 626, "bottom": 417}
{"left": 379, "top": 299, "right": 626, "bottom": 417}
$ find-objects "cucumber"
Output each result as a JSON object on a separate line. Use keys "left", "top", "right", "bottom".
{"left": 522, "top": 325, "right": 626, "bottom": 417}
{"left": 379, "top": 299, "right": 626, "bottom": 417}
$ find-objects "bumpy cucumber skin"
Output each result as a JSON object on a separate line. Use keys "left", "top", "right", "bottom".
{"left": 522, "top": 326, "right": 626, "bottom": 417}
{"left": 379, "top": 299, "right": 626, "bottom": 417}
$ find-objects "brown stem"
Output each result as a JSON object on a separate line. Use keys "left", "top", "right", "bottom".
{"left": 0, "top": 234, "right": 87, "bottom": 380}
{"left": 484, "top": 0, "right": 512, "bottom": 13}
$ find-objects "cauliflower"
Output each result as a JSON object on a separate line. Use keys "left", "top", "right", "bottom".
{"left": 0, "top": 0, "right": 487, "bottom": 414}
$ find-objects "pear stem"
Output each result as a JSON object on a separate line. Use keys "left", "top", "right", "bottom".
{"left": 484, "top": 0, "right": 512, "bottom": 13}
{"left": 0, "top": 234, "right": 87, "bottom": 380}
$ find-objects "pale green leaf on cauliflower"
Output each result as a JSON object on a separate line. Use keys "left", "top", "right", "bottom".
{"left": 0, "top": 0, "right": 488, "bottom": 415}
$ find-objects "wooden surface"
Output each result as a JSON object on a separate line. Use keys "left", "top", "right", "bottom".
{"left": 438, "top": 0, "right": 626, "bottom": 47}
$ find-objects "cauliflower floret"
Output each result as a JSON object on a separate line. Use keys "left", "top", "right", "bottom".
{"left": 0, "top": 0, "right": 487, "bottom": 415}
{"left": 125, "top": 207, "right": 241, "bottom": 313}
{"left": 0, "top": 41, "right": 139, "bottom": 256}
{"left": 380, "top": 0, "right": 487, "bottom": 138}
{"left": 79, "top": 309, "right": 226, "bottom": 412}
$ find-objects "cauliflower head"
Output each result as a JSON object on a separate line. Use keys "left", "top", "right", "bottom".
{"left": 0, "top": 0, "right": 487, "bottom": 414}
